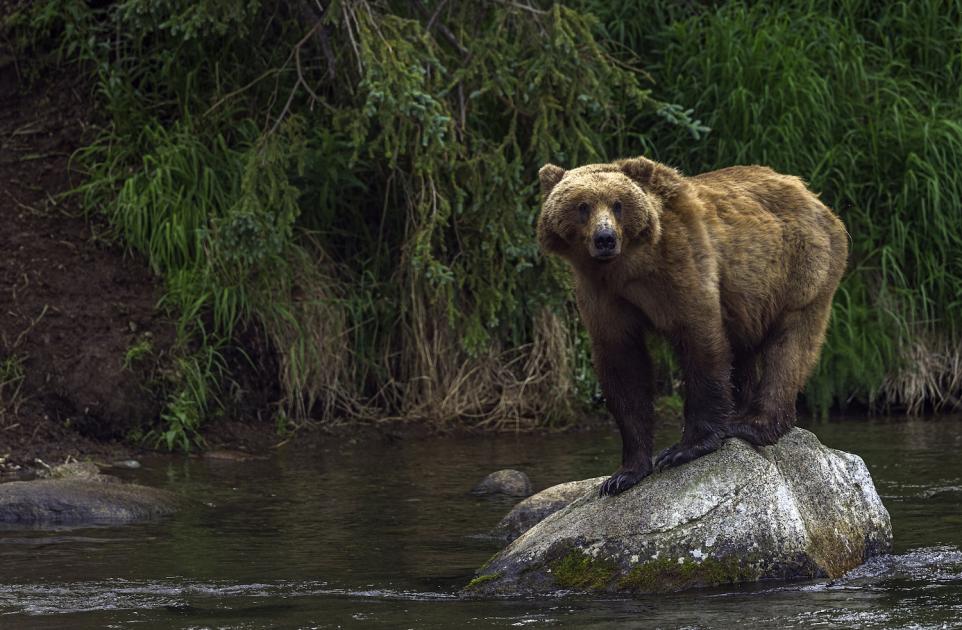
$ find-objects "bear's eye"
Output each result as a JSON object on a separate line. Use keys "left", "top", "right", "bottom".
{"left": 577, "top": 202, "right": 590, "bottom": 223}
{"left": 612, "top": 201, "right": 622, "bottom": 218}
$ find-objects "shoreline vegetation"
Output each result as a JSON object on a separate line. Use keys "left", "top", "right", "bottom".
{"left": 1, "top": 0, "right": 961, "bottom": 455}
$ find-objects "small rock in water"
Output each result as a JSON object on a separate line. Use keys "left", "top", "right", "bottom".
{"left": 0, "top": 465, "right": 181, "bottom": 526}
{"left": 464, "top": 429, "right": 892, "bottom": 597}
{"left": 112, "top": 459, "right": 142, "bottom": 469}
{"left": 924, "top": 487, "right": 962, "bottom": 502}
{"left": 203, "top": 449, "right": 263, "bottom": 462}
{"left": 471, "top": 469, "right": 533, "bottom": 497}
{"left": 492, "top": 477, "right": 607, "bottom": 542}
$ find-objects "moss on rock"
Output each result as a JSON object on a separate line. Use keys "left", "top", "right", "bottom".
{"left": 548, "top": 548, "right": 763, "bottom": 593}
{"left": 620, "top": 555, "right": 760, "bottom": 592}
{"left": 551, "top": 549, "right": 617, "bottom": 591}
{"left": 465, "top": 572, "right": 503, "bottom": 590}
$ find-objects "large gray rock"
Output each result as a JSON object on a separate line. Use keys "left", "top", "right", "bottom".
{"left": 465, "top": 429, "right": 891, "bottom": 597}
{"left": 492, "top": 477, "right": 606, "bottom": 542}
{"left": 0, "top": 462, "right": 181, "bottom": 526}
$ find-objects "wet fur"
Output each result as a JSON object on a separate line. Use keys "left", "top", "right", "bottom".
{"left": 537, "top": 157, "right": 848, "bottom": 496}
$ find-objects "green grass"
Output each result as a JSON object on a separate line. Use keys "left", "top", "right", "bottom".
{"left": 123, "top": 337, "right": 154, "bottom": 370}
{"left": 150, "top": 346, "right": 225, "bottom": 452}
{"left": 0, "top": 355, "right": 26, "bottom": 421}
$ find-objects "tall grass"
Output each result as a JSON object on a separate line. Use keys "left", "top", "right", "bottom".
{"left": 585, "top": 0, "right": 962, "bottom": 412}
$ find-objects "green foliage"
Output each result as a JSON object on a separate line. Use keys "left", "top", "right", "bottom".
{"left": 10, "top": 0, "right": 694, "bottom": 442}
{"left": 123, "top": 337, "right": 154, "bottom": 370}
{"left": 117, "top": 0, "right": 261, "bottom": 39}
{"left": 0, "top": 355, "right": 26, "bottom": 421}
{"left": 151, "top": 344, "right": 226, "bottom": 452}
{"left": 654, "top": 393, "right": 684, "bottom": 419}
{"left": 589, "top": 0, "right": 962, "bottom": 411}
{"left": 9, "top": 0, "right": 961, "bottom": 443}
{"left": 2, "top": 0, "right": 96, "bottom": 72}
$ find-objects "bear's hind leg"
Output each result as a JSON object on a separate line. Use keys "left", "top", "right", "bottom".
{"left": 730, "top": 292, "right": 834, "bottom": 445}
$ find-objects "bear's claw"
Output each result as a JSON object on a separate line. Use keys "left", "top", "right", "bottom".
{"left": 599, "top": 468, "right": 650, "bottom": 497}
{"left": 654, "top": 437, "right": 720, "bottom": 472}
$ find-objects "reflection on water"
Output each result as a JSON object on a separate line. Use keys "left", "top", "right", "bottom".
{"left": 0, "top": 416, "right": 960, "bottom": 628}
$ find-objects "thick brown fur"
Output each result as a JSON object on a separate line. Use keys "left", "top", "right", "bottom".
{"left": 537, "top": 157, "right": 848, "bottom": 496}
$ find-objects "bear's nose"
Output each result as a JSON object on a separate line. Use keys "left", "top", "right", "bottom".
{"left": 593, "top": 228, "right": 617, "bottom": 252}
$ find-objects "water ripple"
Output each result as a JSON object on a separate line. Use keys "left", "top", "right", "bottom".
{"left": 0, "top": 579, "right": 456, "bottom": 616}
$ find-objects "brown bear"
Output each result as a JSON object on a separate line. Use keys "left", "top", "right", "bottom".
{"left": 537, "top": 156, "right": 848, "bottom": 496}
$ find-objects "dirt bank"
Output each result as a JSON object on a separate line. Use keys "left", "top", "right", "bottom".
{"left": 0, "top": 66, "right": 299, "bottom": 472}
{"left": 0, "top": 60, "right": 184, "bottom": 469}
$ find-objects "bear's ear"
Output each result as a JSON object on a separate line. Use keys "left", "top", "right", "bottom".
{"left": 536, "top": 217, "right": 567, "bottom": 255}
{"left": 539, "top": 163, "right": 566, "bottom": 198}
{"left": 617, "top": 157, "right": 684, "bottom": 200}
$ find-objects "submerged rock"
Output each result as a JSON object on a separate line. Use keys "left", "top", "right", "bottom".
{"left": 465, "top": 429, "right": 892, "bottom": 597}
{"left": 471, "top": 469, "right": 532, "bottom": 497}
{"left": 0, "top": 462, "right": 180, "bottom": 526}
{"left": 492, "top": 477, "right": 606, "bottom": 542}
{"left": 111, "top": 459, "right": 142, "bottom": 469}
{"left": 203, "top": 449, "right": 265, "bottom": 463}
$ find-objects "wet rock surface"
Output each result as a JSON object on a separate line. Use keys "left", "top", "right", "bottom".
{"left": 471, "top": 469, "right": 532, "bottom": 497}
{"left": 465, "top": 429, "right": 892, "bottom": 597}
{"left": 0, "top": 461, "right": 180, "bottom": 526}
{"left": 492, "top": 477, "right": 606, "bottom": 542}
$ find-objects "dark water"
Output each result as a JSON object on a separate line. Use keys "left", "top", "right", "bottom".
{"left": 2, "top": 417, "right": 962, "bottom": 629}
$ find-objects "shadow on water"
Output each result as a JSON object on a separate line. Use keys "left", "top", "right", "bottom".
{"left": 1, "top": 415, "right": 961, "bottom": 628}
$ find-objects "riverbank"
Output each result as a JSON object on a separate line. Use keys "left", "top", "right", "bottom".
{"left": 0, "top": 67, "right": 153, "bottom": 466}
{"left": 0, "top": 64, "right": 283, "bottom": 471}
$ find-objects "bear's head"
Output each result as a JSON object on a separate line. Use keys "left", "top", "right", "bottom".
{"left": 536, "top": 157, "right": 684, "bottom": 264}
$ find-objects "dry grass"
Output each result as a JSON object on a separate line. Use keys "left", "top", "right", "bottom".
{"left": 880, "top": 334, "right": 962, "bottom": 415}
{"left": 372, "top": 305, "right": 579, "bottom": 430}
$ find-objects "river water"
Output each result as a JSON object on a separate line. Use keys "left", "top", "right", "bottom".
{"left": 1, "top": 416, "right": 961, "bottom": 628}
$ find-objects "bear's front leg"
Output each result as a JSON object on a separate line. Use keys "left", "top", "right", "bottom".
{"left": 590, "top": 334, "right": 656, "bottom": 497}
{"left": 655, "top": 322, "right": 735, "bottom": 472}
